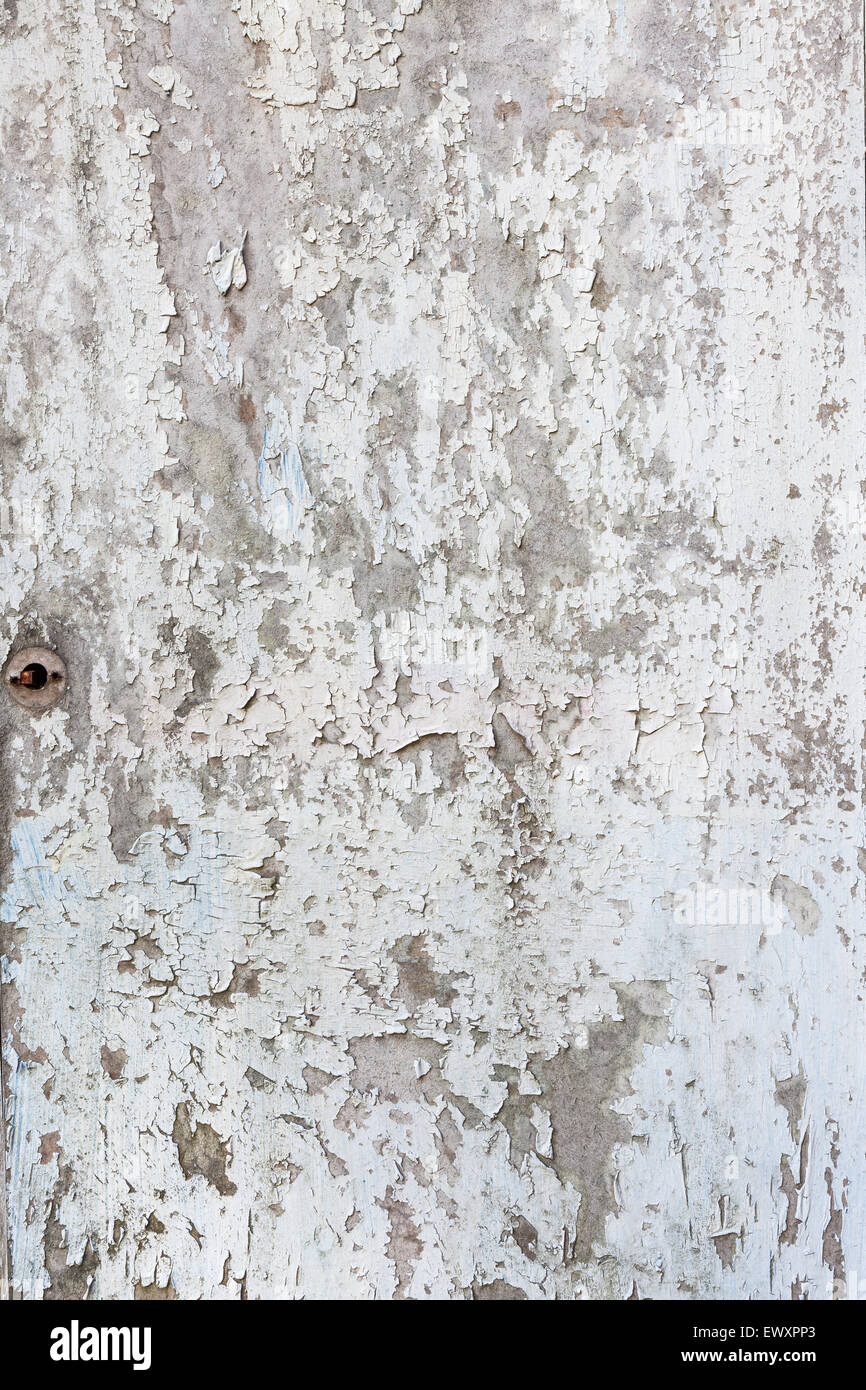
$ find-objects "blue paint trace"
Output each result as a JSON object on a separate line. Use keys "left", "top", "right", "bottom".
{"left": 256, "top": 424, "right": 313, "bottom": 545}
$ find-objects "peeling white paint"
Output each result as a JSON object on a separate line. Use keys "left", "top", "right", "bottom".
{"left": 0, "top": 0, "right": 864, "bottom": 1304}
{"left": 204, "top": 231, "right": 248, "bottom": 294}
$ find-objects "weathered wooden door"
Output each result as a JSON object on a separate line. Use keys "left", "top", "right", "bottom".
{"left": 1, "top": 0, "right": 863, "bottom": 1299}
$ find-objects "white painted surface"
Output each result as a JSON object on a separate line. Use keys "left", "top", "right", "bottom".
{"left": 0, "top": 0, "right": 863, "bottom": 1299}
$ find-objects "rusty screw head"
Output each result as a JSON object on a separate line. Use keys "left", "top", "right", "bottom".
{"left": 4, "top": 646, "right": 67, "bottom": 712}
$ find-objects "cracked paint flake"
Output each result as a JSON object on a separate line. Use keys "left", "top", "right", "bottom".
{"left": 204, "top": 230, "right": 248, "bottom": 294}
{"left": 0, "top": 0, "right": 865, "bottom": 1303}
